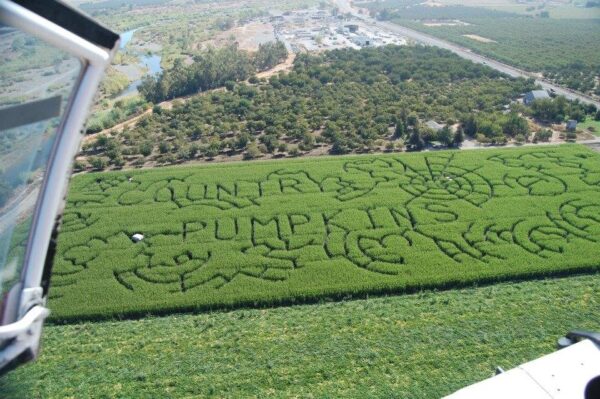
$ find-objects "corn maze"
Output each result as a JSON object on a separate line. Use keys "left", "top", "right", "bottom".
{"left": 50, "top": 145, "right": 600, "bottom": 320}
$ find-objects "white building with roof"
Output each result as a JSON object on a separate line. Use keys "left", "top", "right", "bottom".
{"left": 524, "top": 90, "right": 550, "bottom": 105}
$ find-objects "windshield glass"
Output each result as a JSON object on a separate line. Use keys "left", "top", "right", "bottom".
{"left": 2, "top": 0, "right": 600, "bottom": 393}
{"left": 0, "top": 24, "right": 81, "bottom": 324}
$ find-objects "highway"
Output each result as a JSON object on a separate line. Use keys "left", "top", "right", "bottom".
{"left": 333, "top": 0, "right": 600, "bottom": 109}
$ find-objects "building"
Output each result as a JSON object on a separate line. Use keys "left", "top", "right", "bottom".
{"left": 269, "top": 10, "right": 284, "bottom": 23}
{"left": 425, "top": 120, "right": 444, "bottom": 132}
{"left": 352, "top": 35, "right": 371, "bottom": 47}
{"left": 524, "top": 90, "right": 550, "bottom": 105}
{"left": 566, "top": 120, "right": 578, "bottom": 131}
{"left": 345, "top": 24, "right": 359, "bottom": 33}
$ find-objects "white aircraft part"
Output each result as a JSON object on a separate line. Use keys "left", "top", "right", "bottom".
{"left": 445, "top": 339, "right": 600, "bottom": 399}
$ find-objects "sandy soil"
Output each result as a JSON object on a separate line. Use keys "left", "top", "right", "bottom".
{"left": 423, "top": 20, "right": 470, "bottom": 26}
{"left": 462, "top": 34, "right": 497, "bottom": 43}
{"left": 256, "top": 53, "right": 296, "bottom": 78}
{"left": 420, "top": 1, "right": 445, "bottom": 7}
{"left": 200, "top": 22, "right": 275, "bottom": 52}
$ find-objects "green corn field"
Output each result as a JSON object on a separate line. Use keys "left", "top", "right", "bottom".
{"left": 50, "top": 144, "right": 600, "bottom": 321}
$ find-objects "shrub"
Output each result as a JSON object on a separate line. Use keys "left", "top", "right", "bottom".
{"left": 88, "top": 156, "right": 107, "bottom": 170}
{"left": 244, "top": 142, "right": 261, "bottom": 160}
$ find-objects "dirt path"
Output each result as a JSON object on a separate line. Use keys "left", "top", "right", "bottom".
{"left": 83, "top": 108, "right": 153, "bottom": 144}
{"left": 256, "top": 53, "right": 296, "bottom": 79}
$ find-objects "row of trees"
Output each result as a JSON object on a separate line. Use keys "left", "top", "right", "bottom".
{"left": 528, "top": 96, "right": 596, "bottom": 123}
{"left": 139, "top": 41, "right": 287, "bottom": 103}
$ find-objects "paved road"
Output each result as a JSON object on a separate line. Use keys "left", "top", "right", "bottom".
{"left": 334, "top": 0, "right": 600, "bottom": 109}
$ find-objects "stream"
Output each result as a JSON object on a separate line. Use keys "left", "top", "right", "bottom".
{"left": 118, "top": 29, "right": 163, "bottom": 97}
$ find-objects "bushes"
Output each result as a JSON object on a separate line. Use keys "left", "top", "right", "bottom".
{"left": 88, "top": 156, "right": 108, "bottom": 171}
{"left": 243, "top": 142, "right": 261, "bottom": 159}
{"left": 48, "top": 145, "right": 600, "bottom": 321}
{"left": 534, "top": 129, "right": 552, "bottom": 142}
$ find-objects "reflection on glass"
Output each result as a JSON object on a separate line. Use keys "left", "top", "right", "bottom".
{"left": 0, "top": 26, "right": 81, "bottom": 323}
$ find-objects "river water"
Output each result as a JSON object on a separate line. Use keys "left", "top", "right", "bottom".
{"left": 118, "top": 29, "right": 163, "bottom": 97}
{"left": 120, "top": 29, "right": 138, "bottom": 49}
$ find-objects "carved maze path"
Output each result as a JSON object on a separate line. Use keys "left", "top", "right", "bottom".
{"left": 51, "top": 145, "right": 600, "bottom": 320}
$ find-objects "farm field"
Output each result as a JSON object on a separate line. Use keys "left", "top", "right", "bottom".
{"left": 361, "top": 1, "right": 600, "bottom": 96}
{"left": 2, "top": 274, "right": 599, "bottom": 398}
{"left": 49, "top": 145, "right": 600, "bottom": 321}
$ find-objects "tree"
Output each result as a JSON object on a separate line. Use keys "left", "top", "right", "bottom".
{"left": 407, "top": 129, "right": 425, "bottom": 151}
{"left": 331, "top": 136, "right": 351, "bottom": 154}
{"left": 244, "top": 142, "right": 261, "bottom": 160}
{"left": 394, "top": 122, "right": 405, "bottom": 138}
{"left": 569, "top": 108, "right": 586, "bottom": 123}
{"left": 453, "top": 127, "right": 465, "bottom": 147}
{"left": 260, "top": 134, "right": 278, "bottom": 153}
{"left": 89, "top": 156, "right": 108, "bottom": 170}
{"left": 378, "top": 8, "right": 392, "bottom": 20}
{"left": 235, "top": 132, "right": 252, "bottom": 150}
{"left": 535, "top": 129, "right": 552, "bottom": 142}
{"left": 72, "top": 160, "right": 86, "bottom": 172}
{"left": 462, "top": 115, "right": 477, "bottom": 137}
{"left": 139, "top": 141, "right": 153, "bottom": 157}
{"left": 503, "top": 112, "right": 529, "bottom": 137}
{"left": 159, "top": 142, "right": 170, "bottom": 154}
{"left": 406, "top": 112, "right": 419, "bottom": 127}
{"left": 254, "top": 41, "right": 288, "bottom": 71}
{"left": 94, "top": 134, "right": 109, "bottom": 149}
{"left": 140, "top": 43, "right": 255, "bottom": 103}
{"left": 204, "top": 141, "right": 220, "bottom": 158}
{"left": 225, "top": 81, "right": 236, "bottom": 91}
{"left": 531, "top": 98, "right": 568, "bottom": 123}
{"left": 437, "top": 126, "right": 453, "bottom": 147}
{"left": 106, "top": 139, "right": 123, "bottom": 162}
{"left": 112, "top": 155, "right": 125, "bottom": 168}
{"left": 91, "top": 46, "right": 539, "bottom": 163}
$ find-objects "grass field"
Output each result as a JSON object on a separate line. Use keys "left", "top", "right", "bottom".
{"left": 2, "top": 274, "right": 599, "bottom": 398}
{"left": 49, "top": 145, "right": 600, "bottom": 321}
{"left": 579, "top": 117, "right": 600, "bottom": 137}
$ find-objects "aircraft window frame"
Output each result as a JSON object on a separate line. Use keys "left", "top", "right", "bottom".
{"left": 0, "top": 0, "right": 118, "bottom": 373}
